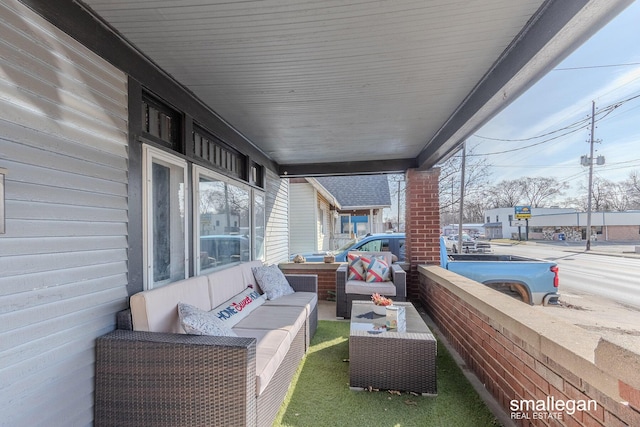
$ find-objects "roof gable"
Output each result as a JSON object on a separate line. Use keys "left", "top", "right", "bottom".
{"left": 314, "top": 175, "right": 391, "bottom": 209}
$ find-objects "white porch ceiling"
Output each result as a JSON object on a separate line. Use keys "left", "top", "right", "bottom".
{"left": 80, "top": 0, "right": 632, "bottom": 176}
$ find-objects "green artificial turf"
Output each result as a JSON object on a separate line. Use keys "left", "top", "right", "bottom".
{"left": 273, "top": 320, "right": 500, "bottom": 427}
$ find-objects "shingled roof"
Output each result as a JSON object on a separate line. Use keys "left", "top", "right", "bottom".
{"left": 314, "top": 175, "right": 391, "bottom": 210}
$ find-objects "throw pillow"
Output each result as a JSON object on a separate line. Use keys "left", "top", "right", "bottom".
{"left": 252, "top": 264, "right": 295, "bottom": 300}
{"left": 365, "top": 258, "right": 391, "bottom": 283}
{"left": 210, "top": 286, "right": 267, "bottom": 328}
{"left": 360, "top": 254, "right": 384, "bottom": 271}
{"left": 178, "top": 302, "right": 238, "bottom": 337}
{"left": 347, "top": 253, "right": 366, "bottom": 281}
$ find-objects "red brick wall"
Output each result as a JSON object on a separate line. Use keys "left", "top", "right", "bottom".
{"left": 279, "top": 264, "right": 340, "bottom": 301}
{"left": 405, "top": 168, "right": 441, "bottom": 300}
{"left": 419, "top": 270, "right": 640, "bottom": 427}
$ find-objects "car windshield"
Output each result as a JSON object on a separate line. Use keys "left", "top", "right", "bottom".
{"left": 335, "top": 239, "right": 357, "bottom": 252}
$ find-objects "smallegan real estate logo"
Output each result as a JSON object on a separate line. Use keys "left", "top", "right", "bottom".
{"left": 510, "top": 397, "right": 597, "bottom": 421}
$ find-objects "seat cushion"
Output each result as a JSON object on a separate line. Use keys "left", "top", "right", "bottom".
{"left": 130, "top": 275, "right": 211, "bottom": 333}
{"left": 262, "top": 291, "right": 318, "bottom": 317}
{"left": 232, "top": 328, "right": 291, "bottom": 396}
{"left": 233, "top": 305, "right": 307, "bottom": 342}
{"left": 207, "top": 264, "right": 249, "bottom": 308}
{"left": 345, "top": 279, "right": 396, "bottom": 296}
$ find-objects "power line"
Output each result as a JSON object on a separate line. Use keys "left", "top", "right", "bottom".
{"left": 553, "top": 62, "right": 640, "bottom": 71}
{"left": 469, "top": 92, "right": 640, "bottom": 157}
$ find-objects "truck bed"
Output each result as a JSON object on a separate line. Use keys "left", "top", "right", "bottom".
{"left": 448, "top": 254, "right": 541, "bottom": 262}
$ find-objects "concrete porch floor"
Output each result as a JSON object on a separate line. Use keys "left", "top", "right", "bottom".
{"left": 317, "top": 300, "right": 342, "bottom": 321}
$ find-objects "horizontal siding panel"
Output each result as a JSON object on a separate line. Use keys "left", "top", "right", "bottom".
{"left": 0, "top": 235, "right": 127, "bottom": 257}
{"left": 20, "top": 367, "right": 95, "bottom": 427}
{"left": 0, "top": 272, "right": 128, "bottom": 317}
{"left": 0, "top": 310, "right": 118, "bottom": 387}
{"left": 0, "top": 248, "right": 127, "bottom": 277}
{"left": 0, "top": 287, "right": 127, "bottom": 347}
{"left": 3, "top": 218, "right": 127, "bottom": 238}
{"left": 4, "top": 161, "right": 127, "bottom": 196}
{"left": 0, "top": 103, "right": 127, "bottom": 158}
{"left": 0, "top": 262, "right": 128, "bottom": 297}
{"left": 0, "top": 73, "right": 127, "bottom": 141}
{"left": 7, "top": 200, "right": 128, "bottom": 222}
{"left": 7, "top": 180, "right": 127, "bottom": 210}
{"left": 1, "top": 119, "right": 127, "bottom": 171}
{"left": 2, "top": 138, "right": 127, "bottom": 184}
{"left": 0, "top": 2, "right": 129, "bottom": 426}
{"left": 0, "top": 315, "right": 119, "bottom": 427}
{"left": 5, "top": 355, "right": 96, "bottom": 427}
{"left": 0, "top": 3, "right": 128, "bottom": 106}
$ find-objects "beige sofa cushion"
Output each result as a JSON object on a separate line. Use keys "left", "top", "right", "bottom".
{"left": 345, "top": 279, "right": 397, "bottom": 296}
{"left": 130, "top": 275, "right": 211, "bottom": 333}
{"left": 233, "top": 328, "right": 291, "bottom": 396}
{"left": 263, "top": 292, "right": 318, "bottom": 318}
{"left": 233, "top": 305, "right": 307, "bottom": 342}
{"left": 208, "top": 261, "right": 264, "bottom": 308}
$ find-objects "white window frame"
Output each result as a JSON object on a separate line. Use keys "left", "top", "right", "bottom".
{"left": 142, "top": 145, "right": 189, "bottom": 289}
{"left": 253, "top": 189, "right": 266, "bottom": 262}
{"left": 193, "top": 165, "right": 256, "bottom": 275}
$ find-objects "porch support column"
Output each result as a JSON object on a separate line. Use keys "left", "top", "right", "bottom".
{"left": 405, "top": 168, "right": 441, "bottom": 300}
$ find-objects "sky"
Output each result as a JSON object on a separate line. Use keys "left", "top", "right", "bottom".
{"left": 467, "top": 0, "right": 640, "bottom": 194}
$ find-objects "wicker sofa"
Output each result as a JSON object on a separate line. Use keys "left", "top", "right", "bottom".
{"left": 336, "top": 251, "right": 406, "bottom": 318}
{"left": 94, "top": 260, "right": 318, "bottom": 427}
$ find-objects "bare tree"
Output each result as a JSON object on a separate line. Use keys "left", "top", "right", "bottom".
{"left": 622, "top": 170, "right": 640, "bottom": 209}
{"left": 484, "top": 179, "right": 524, "bottom": 208}
{"left": 437, "top": 146, "right": 491, "bottom": 226}
{"left": 577, "top": 177, "right": 630, "bottom": 212}
{"left": 517, "top": 176, "right": 568, "bottom": 207}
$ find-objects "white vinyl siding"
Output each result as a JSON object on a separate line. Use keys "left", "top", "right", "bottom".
{"left": 0, "top": 1, "right": 128, "bottom": 426}
{"left": 264, "top": 169, "right": 290, "bottom": 263}
{"left": 288, "top": 181, "right": 317, "bottom": 256}
{"left": 318, "top": 197, "right": 331, "bottom": 251}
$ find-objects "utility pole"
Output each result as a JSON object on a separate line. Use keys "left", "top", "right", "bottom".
{"left": 586, "top": 101, "right": 596, "bottom": 251}
{"left": 457, "top": 142, "right": 466, "bottom": 252}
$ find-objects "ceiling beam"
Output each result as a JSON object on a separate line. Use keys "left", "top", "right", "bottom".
{"left": 279, "top": 158, "right": 417, "bottom": 178}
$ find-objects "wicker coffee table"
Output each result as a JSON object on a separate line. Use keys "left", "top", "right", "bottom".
{"left": 349, "top": 301, "right": 437, "bottom": 395}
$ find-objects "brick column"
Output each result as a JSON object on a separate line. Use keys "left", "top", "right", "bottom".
{"left": 405, "top": 168, "right": 441, "bottom": 300}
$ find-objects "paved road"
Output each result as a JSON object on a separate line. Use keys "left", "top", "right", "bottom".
{"left": 490, "top": 241, "right": 640, "bottom": 352}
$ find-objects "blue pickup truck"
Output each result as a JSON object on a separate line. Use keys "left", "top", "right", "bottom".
{"left": 440, "top": 237, "right": 559, "bottom": 305}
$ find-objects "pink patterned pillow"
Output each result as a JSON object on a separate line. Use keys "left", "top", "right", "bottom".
{"left": 347, "top": 253, "right": 366, "bottom": 281}
{"left": 360, "top": 254, "right": 384, "bottom": 271}
{"left": 365, "top": 258, "right": 390, "bottom": 282}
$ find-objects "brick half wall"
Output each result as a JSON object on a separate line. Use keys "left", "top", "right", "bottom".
{"left": 418, "top": 265, "right": 640, "bottom": 427}
{"left": 279, "top": 262, "right": 340, "bottom": 301}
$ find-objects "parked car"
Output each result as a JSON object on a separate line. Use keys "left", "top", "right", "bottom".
{"left": 291, "top": 233, "right": 405, "bottom": 263}
{"left": 200, "top": 234, "right": 250, "bottom": 268}
{"left": 444, "top": 233, "right": 492, "bottom": 254}
{"left": 440, "top": 237, "right": 559, "bottom": 305}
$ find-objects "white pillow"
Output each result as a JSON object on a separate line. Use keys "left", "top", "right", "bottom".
{"left": 251, "top": 264, "right": 295, "bottom": 300}
{"left": 210, "top": 286, "right": 267, "bottom": 328}
{"left": 178, "top": 302, "right": 238, "bottom": 337}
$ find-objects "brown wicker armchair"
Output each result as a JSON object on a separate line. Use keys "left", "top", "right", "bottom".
{"left": 335, "top": 251, "right": 406, "bottom": 318}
